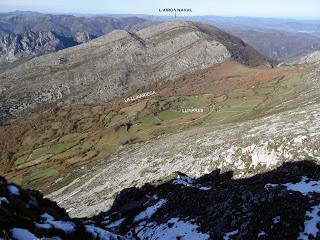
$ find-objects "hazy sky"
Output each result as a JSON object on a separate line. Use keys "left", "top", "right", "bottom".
{"left": 1, "top": 0, "right": 320, "bottom": 19}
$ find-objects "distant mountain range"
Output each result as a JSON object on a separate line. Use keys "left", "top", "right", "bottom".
{"left": 0, "top": 11, "right": 151, "bottom": 36}
{"left": 0, "top": 11, "right": 154, "bottom": 64}
{"left": 1, "top": 11, "right": 320, "bottom": 64}
{"left": 224, "top": 28, "right": 320, "bottom": 61}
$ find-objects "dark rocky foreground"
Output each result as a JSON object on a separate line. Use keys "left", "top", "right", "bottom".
{"left": 1, "top": 161, "right": 320, "bottom": 239}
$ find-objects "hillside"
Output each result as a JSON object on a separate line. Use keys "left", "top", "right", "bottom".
{"left": 0, "top": 21, "right": 273, "bottom": 119}
{"left": 0, "top": 58, "right": 315, "bottom": 216}
{"left": 44, "top": 61, "right": 320, "bottom": 217}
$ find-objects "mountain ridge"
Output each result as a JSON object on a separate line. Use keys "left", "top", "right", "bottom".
{"left": 0, "top": 21, "right": 273, "bottom": 119}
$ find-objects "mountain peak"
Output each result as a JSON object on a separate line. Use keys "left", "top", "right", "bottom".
{"left": 136, "top": 20, "right": 196, "bottom": 37}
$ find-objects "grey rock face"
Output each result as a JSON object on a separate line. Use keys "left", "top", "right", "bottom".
{"left": 73, "top": 31, "right": 93, "bottom": 44}
{"left": 0, "top": 21, "right": 270, "bottom": 119}
{"left": 295, "top": 51, "right": 320, "bottom": 64}
{"left": 283, "top": 50, "right": 320, "bottom": 66}
{"left": 0, "top": 31, "right": 96, "bottom": 63}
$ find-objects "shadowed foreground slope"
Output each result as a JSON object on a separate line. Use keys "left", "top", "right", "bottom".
{"left": 1, "top": 161, "right": 320, "bottom": 239}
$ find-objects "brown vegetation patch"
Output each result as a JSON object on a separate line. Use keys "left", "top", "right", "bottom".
{"left": 159, "top": 61, "right": 302, "bottom": 97}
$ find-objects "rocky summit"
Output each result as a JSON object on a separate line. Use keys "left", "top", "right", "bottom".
{"left": 1, "top": 161, "right": 320, "bottom": 239}
{"left": 0, "top": 21, "right": 272, "bottom": 119}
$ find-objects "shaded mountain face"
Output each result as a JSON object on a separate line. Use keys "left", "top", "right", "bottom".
{"left": 193, "top": 23, "right": 275, "bottom": 67}
{"left": 0, "top": 176, "right": 123, "bottom": 240}
{"left": 224, "top": 28, "right": 320, "bottom": 61}
{"left": 1, "top": 161, "right": 320, "bottom": 239}
{"left": 0, "top": 21, "right": 273, "bottom": 119}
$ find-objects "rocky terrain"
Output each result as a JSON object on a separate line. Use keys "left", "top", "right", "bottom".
{"left": 0, "top": 21, "right": 272, "bottom": 119}
{"left": 1, "top": 161, "right": 320, "bottom": 239}
{"left": 0, "top": 175, "right": 123, "bottom": 240}
{"left": 285, "top": 51, "right": 320, "bottom": 65}
{"left": 0, "top": 11, "right": 153, "bottom": 66}
{"left": 0, "top": 31, "right": 94, "bottom": 63}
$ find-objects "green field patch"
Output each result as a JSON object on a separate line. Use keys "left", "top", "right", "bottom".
{"left": 254, "top": 87, "right": 274, "bottom": 95}
{"left": 204, "top": 95, "right": 263, "bottom": 125}
{"left": 259, "top": 74, "right": 305, "bottom": 110}
{"left": 280, "top": 74, "right": 303, "bottom": 87}
{"left": 136, "top": 115, "right": 161, "bottom": 125}
{"left": 228, "top": 88, "right": 256, "bottom": 98}
{"left": 52, "top": 144, "right": 91, "bottom": 160}
{"left": 156, "top": 111, "right": 187, "bottom": 121}
{"left": 29, "top": 139, "right": 79, "bottom": 161}
{"left": 30, "top": 167, "right": 59, "bottom": 183}
{"left": 15, "top": 155, "right": 51, "bottom": 170}
{"left": 177, "top": 96, "right": 209, "bottom": 109}
{"left": 242, "top": 96, "right": 264, "bottom": 106}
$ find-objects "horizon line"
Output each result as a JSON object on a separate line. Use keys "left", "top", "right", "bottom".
{"left": 1, "top": 10, "right": 320, "bottom": 21}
